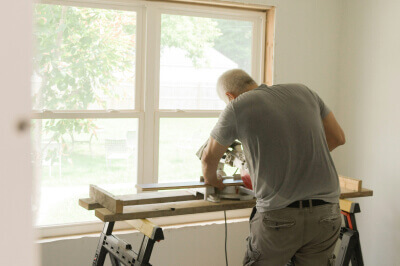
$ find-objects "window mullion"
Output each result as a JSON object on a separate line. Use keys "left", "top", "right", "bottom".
{"left": 141, "top": 5, "right": 161, "bottom": 186}
{"left": 135, "top": 7, "right": 146, "bottom": 187}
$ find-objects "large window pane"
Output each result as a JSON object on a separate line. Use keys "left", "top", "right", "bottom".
{"left": 159, "top": 14, "right": 253, "bottom": 110}
{"left": 158, "top": 118, "right": 237, "bottom": 182}
{"left": 32, "top": 119, "right": 138, "bottom": 225}
{"left": 32, "top": 5, "right": 137, "bottom": 110}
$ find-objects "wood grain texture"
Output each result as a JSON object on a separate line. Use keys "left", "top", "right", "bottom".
{"left": 136, "top": 179, "right": 244, "bottom": 191}
{"left": 126, "top": 219, "right": 162, "bottom": 240}
{"left": 339, "top": 175, "right": 362, "bottom": 192}
{"left": 95, "top": 199, "right": 256, "bottom": 222}
{"left": 119, "top": 190, "right": 203, "bottom": 205}
{"left": 340, "top": 188, "right": 373, "bottom": 199}
{"left": 79, "top": 198, "right": 103, "bottom": 210}
{"left": 339, "top": 199, "right": 355, "bottom": 213}
{"left": 264, "top": 7, "right": 276, "bottom": 85}
{"left": 89, "top": 185, "right": 123, "bottom": 214}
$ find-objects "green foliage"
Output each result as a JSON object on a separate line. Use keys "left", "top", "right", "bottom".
{"left": 214, "top": 19, "right": 252, "bottom": 73}
{"left": 33, "top": 5, "right": 136, "bottom": 151}
{"left": 161, "top": 14, "right": 221, "bottom": 67}
{"left": 33, "top": 5, "right": 135, "bottom": 110}
{"left": 33, "top": 5, "right": 250, "bottom": 164}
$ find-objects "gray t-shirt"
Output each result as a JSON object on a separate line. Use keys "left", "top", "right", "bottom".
{"left": 211, "top": 83, "right": 340, "bottom": 212}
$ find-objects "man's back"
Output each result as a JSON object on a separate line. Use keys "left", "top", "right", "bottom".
{"left": 212, "top": 83, "right": 340, "bottom": 212}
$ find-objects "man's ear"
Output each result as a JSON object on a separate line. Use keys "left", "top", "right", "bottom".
{"left": 226, "top": 92, "right": 236, "bottom": 101}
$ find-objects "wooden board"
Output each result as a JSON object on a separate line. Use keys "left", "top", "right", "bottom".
{"left": 119, "top": 190, "right": 203, "bottom": 205}
{"left": 264, "top": 7, "right": 275, "bottom": 85}
{"left": 90, "top": 185, "right": 123, "bottom": 214}
{"left": 126, "top": 219, "right": 164, "bottom": 240}
{"left": 339, "top": 175, "right": 362, "bottom": 192}
{"left": 79, "top": 198, "right": 103, "bottom": 210}
{"left": 339, "top": 199, "right": 359, "bottom": 213}
{"left": 136, "top": 179, "right": 244, "bottom": 192}
{"left": 340, "top": 187, "right": 373, "bottom": 199}
{"left": 95, "top": 199, "right": 256, "bottom": 222}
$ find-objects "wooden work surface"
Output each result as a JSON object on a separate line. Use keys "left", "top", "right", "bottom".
{"left": 95, "top": 199, "right": 256, "bottom": 222}
{"left": 85, "top": 187, "right": 372, "bottom": 222}
{"left": 136, "top": 179, "right": 244, "bottom": 191}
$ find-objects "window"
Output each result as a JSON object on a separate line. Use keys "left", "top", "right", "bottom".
{"left": 32, "top": 0, "right": 267, "bottom": 229}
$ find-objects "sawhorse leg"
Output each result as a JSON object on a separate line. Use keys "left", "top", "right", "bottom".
{"left": 93, "top": 222, "right": 115, "bottom": 266}
{"left": 336, "top": 228, "right": 363, "bottom": 266}
{"left": 336, "top": 200, "right": 364, "bottom": 266}
{"left": 93, "top": 220, "right": 164, "bottom": 266}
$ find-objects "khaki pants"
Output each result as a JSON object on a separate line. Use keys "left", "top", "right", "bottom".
{"left": 243, "top": 203, "right": 341, "bottom": 266}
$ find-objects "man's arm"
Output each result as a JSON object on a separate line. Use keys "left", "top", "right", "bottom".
{"left": 201, "top": 136, "right": 229, "bottom": 190}
{"left": 322, "top": 112, "right": 346, "bottom": 151}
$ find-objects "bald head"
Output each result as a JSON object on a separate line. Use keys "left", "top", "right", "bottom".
{"left": 216, "top": 69, "right": 258, "bottom": 103}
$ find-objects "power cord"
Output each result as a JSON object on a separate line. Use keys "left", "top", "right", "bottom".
{"left": 224, "top": 210, "right": 228, "bottom": 266}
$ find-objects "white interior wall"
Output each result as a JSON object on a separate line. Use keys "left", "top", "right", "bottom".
{"left": 334, "top": 0, "right": 400, "bottom": 264}
{"left": 39, "top": 0, "right": 344, "bottom": 265}
{"left": 0, "top": 1, "right": 36, "bottom": 265}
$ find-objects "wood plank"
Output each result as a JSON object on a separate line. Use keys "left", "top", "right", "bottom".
{"left": 340, "top": 188, "right": 373, "bottom": 199}
{"left": 89, "top": 185, "right": 123, "bottom": 214}
{"left": 95, "top": 199, "right": 256, "bottom": 222}
{"left": 136, "top": 179, "right": 244, "bottom": 192}
{"left": 339, "top": 199, "right": 361, "bottom": 213}
{"left": 79, "top": 198, "right": 103, "bottom": 210}
{"left": 119, "top": 190, "right": 203, "bottom": 206}
{"left": 264, "top": 7, "right": 276, "bottom": 86}
{"left": 126, "top": 219, "right": 164, "bottom": 240}
{"left": 339, "top": 199, "right": 353, "bottom": 213}
{"left": 339, "top": 175, "right": 362, "bottom": 192}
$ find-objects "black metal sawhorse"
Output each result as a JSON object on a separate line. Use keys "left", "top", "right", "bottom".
{"left": 93, "top": 220, "right": 164, "bottom": 266}
{"left": 336, "top": 200, "right": 364, "bottom": 266}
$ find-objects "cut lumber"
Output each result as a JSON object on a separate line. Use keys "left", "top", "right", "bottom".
{"left": 95, "top": 199, "right": 256, "bottom": 222}
{"left": 339, "top": 199, "right": 360, "bottom": 213}
{"left": 126, "top": 219, "right": 164, "bottom": 240}
{"left": 90, "top": 185, "right": 123, "bottom": 214}
{"left": 136, "top": 179, "right": 244, "bottom": 192}
{"left": 339, "top": 175, "right": 362, "bottom": 192}
{"left": 79, "top": 198, "right": 103, "bottom": 210}
{"left": 119, "top": 190, "right": 203, "bottom": 205}
{"left": 340, "top": 188, "right": 373, "bottom": 199}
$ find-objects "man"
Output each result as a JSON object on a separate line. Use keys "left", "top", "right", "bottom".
{"left": 201, "top": 69, "right": 345, "bottom": 266}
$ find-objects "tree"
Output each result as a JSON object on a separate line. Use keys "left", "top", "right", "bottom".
{"left": 214, "top": 19, "right": 252, "bottom": 73}
{"left": 33, "top": 5, "right": 221, "bottom": 158}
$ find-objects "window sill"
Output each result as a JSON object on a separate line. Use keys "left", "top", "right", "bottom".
{"left": 37, "top": 208, "right": 252, "bottom": 242}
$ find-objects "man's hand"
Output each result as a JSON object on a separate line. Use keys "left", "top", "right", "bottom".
{"left": 201, "top": 137, "right": 229, "bottom": 190}
{"left": 204, "top": 172, "right": 225, "bottom": 190}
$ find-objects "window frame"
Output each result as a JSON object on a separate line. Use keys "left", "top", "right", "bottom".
{"left": 33, "top": 0, "right": 274, "bottom": 238}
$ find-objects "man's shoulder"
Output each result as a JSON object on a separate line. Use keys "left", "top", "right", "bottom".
{"left": 232, "top": 84, "right": 268, "bottom": 104}
{"left": 268, "top": 83, "right": 310, "bottom": 91}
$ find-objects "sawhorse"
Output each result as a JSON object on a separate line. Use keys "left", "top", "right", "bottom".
{"left": 93, "top": 219, "right": 164, "bottom": 266}
{"left": 336, "top": 199, "right": 364, "bottom": 266}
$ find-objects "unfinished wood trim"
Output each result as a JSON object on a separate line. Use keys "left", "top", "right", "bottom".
{"left": 95, "top": 199, "right": 256, "bottom": 222}
{"left": 339, "top": 199, "right": 357, "bottom": 213}
{"left": 89, "top": 185, "right": 123, "bottom": 214}
{"left": 340, "top": 188, "right": 373, "bottom": 199}
{"left": 264, "top": 7, "right": 275, "bottom": 85}
{"left": 81, "top": 186, "right": 373, "bottom": 212}
{"left": 79, "top": 198, "right": 103, "bottom": 210}
{"left": 119, "top": 190, "right": 203, "bottom": 205}
{"left": 339, "top": 175, "right": 362, "bottom": 192}
{"left": 136, "top": 179, "right": 244, "bottom": 191}
{"left": 146, "top": 0, "right": 272, "bottom": 12}
{"left": 126, "top": 219, "right": 163, "bottom": 240}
